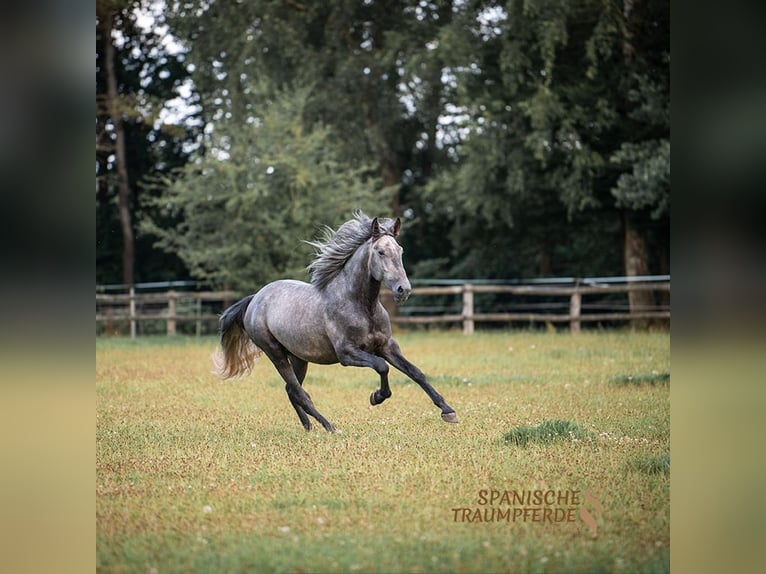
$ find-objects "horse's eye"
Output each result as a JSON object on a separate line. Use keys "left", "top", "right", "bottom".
{"left": 376, "top": 249, "right": 385, "bottom": 257}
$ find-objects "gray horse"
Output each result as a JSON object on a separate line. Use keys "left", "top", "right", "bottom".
{"left": 214, "top": 211, "right": 458, "bottom": 432}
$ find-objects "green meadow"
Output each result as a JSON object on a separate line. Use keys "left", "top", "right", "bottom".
{"left": 96, "top": 330, "right": 669, "bottom": 573}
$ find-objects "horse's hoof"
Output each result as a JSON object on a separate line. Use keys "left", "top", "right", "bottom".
{"left": 329, "top": 427, "right": 343, "bottom": 434}
{"left": 370, "top": 391, "right": 389, "bottom": 406}
{"left": 441, "top": 412, "right": 459, "bottom": 424}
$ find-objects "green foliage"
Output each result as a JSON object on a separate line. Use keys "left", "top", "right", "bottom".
{"left": 141, "top": 1, "right": 455, "bottom": 287}
{"left": 98, "top": 1, "right": 669, "bottom": 286}
{"left": 142, "top": 88, "right": 384, "bottom": 289}
{"left": 503, "top": 419, "right": 589, "bottom": 447}
{"left": 612, "top": 372, "right": 670, "bottom": 385}
{"left": 632, "top": 452, "right": 670, "bottom": 475}
{"left": 97, "top": 2, "right": 199, "bottom": 284}
{"left": 611, "top": 139, "right": 670, "bottom": 219}
{"left": 402, "top": 0, "right": 669, "bottom": 279}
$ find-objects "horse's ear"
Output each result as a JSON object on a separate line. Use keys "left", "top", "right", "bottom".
{"left": 393, "top": 217, "right": 401, "bottom": 238}
{"left": 371, "top": 217, "right": 381, "bottom": 238}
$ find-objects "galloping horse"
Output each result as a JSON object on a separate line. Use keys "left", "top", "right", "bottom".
{"left": 214, "top": 211, "right": 458, "bottom": 432}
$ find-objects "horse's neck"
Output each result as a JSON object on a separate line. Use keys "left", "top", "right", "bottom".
{"left": 341, "top": 243, "right": 381, "bottom": 311}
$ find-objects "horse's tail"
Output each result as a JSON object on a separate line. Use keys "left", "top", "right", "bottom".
{"left": 212, "top": 294, "right": 262, "bottom": 379}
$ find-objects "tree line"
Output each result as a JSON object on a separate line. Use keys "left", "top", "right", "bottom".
{"left": 97, "top": 0, "right": 669, "bottom": 305}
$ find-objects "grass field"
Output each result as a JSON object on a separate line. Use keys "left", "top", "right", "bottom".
{"left": 96, "top": 330, "right": 669, "bottom": 573}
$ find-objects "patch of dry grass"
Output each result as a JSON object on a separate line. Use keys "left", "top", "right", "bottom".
{"left": 97, "top": 330, "right": 669, "bottom": 573}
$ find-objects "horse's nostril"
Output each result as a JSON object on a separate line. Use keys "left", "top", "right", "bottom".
{"left": 397, "top": 285, "right": 404, "bottom": 294}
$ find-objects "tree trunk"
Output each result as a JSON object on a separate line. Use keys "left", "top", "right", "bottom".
{"left": 624, "top": 212, "right": 654, "bottom": 329}
{"left": 101, "top": 9, "right": 135, "bottom": 287}
{"left": 539, "top": 239, "right": 553, "bottom": 276}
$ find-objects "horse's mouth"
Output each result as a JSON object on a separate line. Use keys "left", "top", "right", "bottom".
{"left": 393, "top": 293, "right": 410, "bottom": 305}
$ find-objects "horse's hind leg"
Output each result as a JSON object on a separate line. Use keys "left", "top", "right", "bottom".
{"left": 257, "top": 338, "right": 337, "bottom": 432}
{"left": 287, "top": 354, "right": 312, "bottom": 431}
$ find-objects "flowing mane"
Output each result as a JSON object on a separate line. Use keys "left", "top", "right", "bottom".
{"left": 306, "top": 211, "right": 400, "bottom": 290}
{"left": 306, "top": 211, "right": 375, "bottom": 290}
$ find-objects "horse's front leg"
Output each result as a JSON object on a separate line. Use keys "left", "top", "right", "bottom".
{"left": 382, "top": 339, "right": 459, "bottom": 423}
{"left": 335, "top": 345, "right": 392, "bottom": 406}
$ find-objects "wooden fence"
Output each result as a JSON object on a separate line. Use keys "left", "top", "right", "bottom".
{"left": 381, "top": 281, "right": 670, "bottom": 334}
{"left": 96, "top": 290, "right": 238, "bottom": 337}
{"left": 96, "top": 280, "right": 669, "bottom": 337}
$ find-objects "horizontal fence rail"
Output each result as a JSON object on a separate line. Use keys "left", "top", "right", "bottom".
{"left": 96, "top": 277, "right": 669, "bottom": 337}
{"left": 96, "top": 289, "right": 239, "bottom": 338}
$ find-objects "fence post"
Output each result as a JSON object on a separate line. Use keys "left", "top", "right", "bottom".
{"left": 569, "top": 289, "right": 581, "bottom": 334}
{"left": 462, "top": 284, "right": 474, "bottom": 335}
{"left": 129, "top": 286, "right": 136, "bottom": 339}
{"left": 167, "top": 290, "right": 177, "bottom": 336}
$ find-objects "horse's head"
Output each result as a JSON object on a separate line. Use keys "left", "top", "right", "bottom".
{"left": 369, "top": 217, "right": 411, "bottom": 304}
